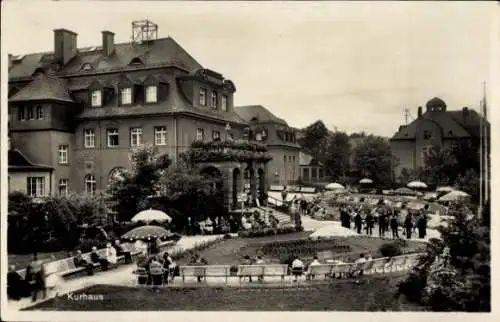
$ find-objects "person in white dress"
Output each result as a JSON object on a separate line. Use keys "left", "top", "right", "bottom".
{"left": 106, "top": 243, "right": 117, "bottom": 266}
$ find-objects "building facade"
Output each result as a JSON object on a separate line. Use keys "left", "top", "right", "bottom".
{"left": 234, "top": 105, "right": 300, "bottom": 186}
{"left": 7, "top": 25, "right": 269, "bottom": 209}
{"left": 390, "top": 97, "right": 489, "bottom": 177}
{"left": 298, "top": 152, "right": 325, "bottom": 183}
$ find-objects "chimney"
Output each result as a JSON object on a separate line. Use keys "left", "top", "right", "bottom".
{"left": 54, "top": 29, "right": 78, "bottom": 66}
{"left": 462, "top": 107, "right": 469, "bottom": 124}
{"left": 102, "top": 31, "right": 115, "bottom": 57}
{"left": 417, "top": 106, "right": 423, "bottom": 118}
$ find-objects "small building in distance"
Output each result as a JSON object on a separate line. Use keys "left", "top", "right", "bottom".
{"left": 298, "top": 151, "right": 326, "bottom": 183}
{"left": 234, "top": 105, "right": 300, "bottom": 186}
{"left": 390, "top": 97, "right": 489, "bottom": 177}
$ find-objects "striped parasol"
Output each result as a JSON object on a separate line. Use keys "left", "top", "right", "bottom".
{"left": 121, "top": 225, "right": 178, "bottom": 242}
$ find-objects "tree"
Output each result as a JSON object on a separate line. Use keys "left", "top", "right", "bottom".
{"left": 398, "top": 201, "right": 490, "bottom": 311}
{"left": 351, "top": 135, "right": 394, "bottom": 185}
{"left": 324, "top": 131, "right": 351, "bottom": 180}
{"left": 107, "top": 145, "right": 171, "bottom": 221}
{"left": 298, "top": 120, "right": 331, "bottom": 162}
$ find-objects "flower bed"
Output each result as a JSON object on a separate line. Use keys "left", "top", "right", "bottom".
{"left": 237, "top": 226, "right": 300, "bottom": 238}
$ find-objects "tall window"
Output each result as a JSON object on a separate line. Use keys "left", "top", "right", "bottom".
{"left": 211, "top": 91, "right": 217, "bottom": 109}
{"left": 59, "top": 179, "right": 69, "bottom": 196}
{"left": 84, "top": 175, "right": 96, "bottom": 196}
{"left": 27, "top": 177, "right": 45, "bottom": 197}
{"left": 199, "top": 88, "right": 207, "bottom": 106}
{"left": 196, "top": 128, "right": 205, "bottom": 141}
{"left": 27, "top": 106, "right": 34, "bottom": 120}
{"left": 58, "top": 145, "right": 69, "bottom": 164}
{"left": 212, "top": 130, "right": 221, "bottom": 141}
{"left": 84, "top": 129, "right": 95, "bottom": 148}
{"left": 146, "top": 86, "right": 158, "bottom": 103}
{"left": 107, "top": 128, "right": 119, "bottom": 147}
{"left": 221, "top": 95, "right": 228, "bottom": 112}
{"left": 18, "top": 106, "right": 25, "bottom": 120}
{"left": 121, "top": 88, "right": 132, "bottom": 105}
{"left": 91, "top": 90, "right": 102, "bottom": 107}
{"left": 36, "top": 105, "right": 44, "bottom": 119}
{"left": 154, "top": 126, "right": 167, "bottom": 145}
{"left": 130, "top": 128, "right": 143, "bottom": 147}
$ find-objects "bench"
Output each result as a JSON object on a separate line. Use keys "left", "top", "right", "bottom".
{"left": 179, "top": 266, "right": 207, "bottom": 283}
{"left": 307, "top": 264, "right": 333, "bottom": 280}
{"left": 179, "top": 265, "right": 231, "bottom": 284}
{"left": 237, "top": 265, "right": 265, "bottom": 283}
{"left": 368, "top": 258, "right": 390, "bottom": 274}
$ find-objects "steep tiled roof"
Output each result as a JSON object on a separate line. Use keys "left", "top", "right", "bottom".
{"left": 391, "top": 109, "right": 484, "bottom": 140}
{"left": 9, "top": 73, "right": 74, "bottom": 103}
{"left": 8, "top": 149, "right": 52, "bottom": 171}
{"left": 9, "top": 37, "right": 203, "bottom": 80}
{"left": 234, "top": 105, "right": 288, "bottom": 126}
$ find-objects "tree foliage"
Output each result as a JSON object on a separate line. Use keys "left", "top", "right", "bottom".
{"left": 398, "top": 201, "right": 490, "bottom": 311}
{"left": 351, "top": 135, "right": 394, "bottom": 185}
{"left": 324, "top": 131, "right": 351, "bottom": 180}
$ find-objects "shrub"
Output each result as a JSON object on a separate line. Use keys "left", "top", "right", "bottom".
{"left": 237, "top": 225, "right": 301, "bottom": 238}
{"left": 223, "top": 233, "right": 233, "bottom": 240}
{"left": 379, "top": 242, "right": 403, "bottom": 258}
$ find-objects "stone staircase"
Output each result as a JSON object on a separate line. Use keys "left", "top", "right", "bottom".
{"left": 258, "top": 206, "right": 293, "bottom": 227}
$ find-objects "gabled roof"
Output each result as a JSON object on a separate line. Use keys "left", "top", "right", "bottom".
{"left": 391, "top": 109, "right": 484, "bottom": 140}
{"left": 234, "top": 105, "right": 288, "bottom": 126}
{"left": 9, "top": 37, "right": 203, "bottom": 80}
{"left": 8, "top": 149, "right": 53, "bottom": 171}
{"left": 8, "top": 73, "right": 74, "bottom": 103}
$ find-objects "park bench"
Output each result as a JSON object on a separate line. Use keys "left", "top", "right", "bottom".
{"left": 307, "top": 264, "right": 333, "bottom": 280}
{"left": 387, "top": 255, "right": 408, "bottom": 272}
{"left": 237, "top": 265, "right": 265, "bottom": 283}
{"left": 330, "top": 263, "right": 354, "bottom": 278}
{"left": 369, "top": 257, "right": 390, "bottom": 274}
{"left": 179, "top": 265, "right": 232, "bottom": 284}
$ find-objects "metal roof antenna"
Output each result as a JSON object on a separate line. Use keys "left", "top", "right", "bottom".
{"left": 132, "top": 19, "right": 158, "bottom": 45}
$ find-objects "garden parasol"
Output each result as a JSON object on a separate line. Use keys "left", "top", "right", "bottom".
{"left": 436, "top": 186, "right": 455, "bottom": 193}
{"left": 359, "top": 178, "right": 373, "bottom": 184}
{"left": 325, "top": 183, "right": 345, "bottom": 190}
{"left": 439, "top": 190, "right": 470, "bottom": 202}
{"left": 407, "top": 181, "right": 428, "bottom": 189}
{"left": 131, "top": 209, "right": 172, "bottom": 224}
{"left": 121, "top": 225, "right": 179, "bottom": 255}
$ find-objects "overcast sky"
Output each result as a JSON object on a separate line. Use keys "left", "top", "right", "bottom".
{"left": 2, "top": 1, "right": 497, "bottom": 137}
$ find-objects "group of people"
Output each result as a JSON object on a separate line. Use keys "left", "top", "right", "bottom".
{"left": 339, "top": 198, "right": 429, "bottom": 239}
{"left": 240, "top": 210, "right": 280, "bottom": 230}
{"left": 7, "top": 240, "right": 133, "bottom": 302}
{"left": 136, "top": 251, "right": 176, "bottom": 287}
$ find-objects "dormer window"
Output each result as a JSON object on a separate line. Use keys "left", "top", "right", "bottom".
{"left": 129, "top": 57, "right": 144, "bottom": 66}
{"left": 211, "top": 91, "right": 217, "bottom": 109}
{"left": 145, "top": 85, "right": 158, "bottom": 103}
{"left": 199, "top": 88, "right": 207, "bottom": 106}
{"left": 81, "top": 63, "right": 93, "bottom": 71}
{"left": 91, "top": 90, "right": 102, "bottom": 107}
{"left": 121, "top": 88, "right": 132, "bottom": 105}
{"left": 221, "top": 95, "right": 228, "bottom": 111}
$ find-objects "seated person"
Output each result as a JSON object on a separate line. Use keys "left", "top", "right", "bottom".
{"left": 105, "top": 243, "right": 118, "bottom": 267}
{"left": 241, "top": 216, "right": 252, "bottom": 230}
{"left": 254, "top": 256, "right": 265, "bottom": 281}
{"left": 73, "top": 250, "right": 94, "bottom": 275}
{"left": 306, "top": 256, "right": 321, "bottom": 280}
{"left": 90, "top": 247, "right": 109, "bottom": 271}
{"left": 7, "top": 265, "right": 27, "bottom": 300}
{"left": 114, "top": 240, "right": 132, "bottom": 264}
{"left": 291, "top": 256, "right": 305, "bottom": 282}
{"left": 353, "top": 253, "right": 368, "bottom": 277}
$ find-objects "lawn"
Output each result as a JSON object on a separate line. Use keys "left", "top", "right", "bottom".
{"left": 24, "top": 274, "right": 426, "bottom": 311}
{"left": 175, "top": 232, "right": 426, "bottom": 266}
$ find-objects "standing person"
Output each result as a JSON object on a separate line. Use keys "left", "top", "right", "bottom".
{"left": 404, "top": 213, "right": 413, "bottom": 239}
{"left": 390, "top": 214, "right": 399, "bottom": 239}
{"left": 162, "top": 252, "right": 173, "bottom": 285}
{"left": 27, "top": 254, "right": 46, "bottom": 302}
{"left": 114, "top": 240, "right": 132, "bottom": 264}
{"left": 7, "top": 265, "right": 26, "bottom": 300}
{"left": 417, "top": 211, "right": 428, "bottom": 239}
{"left": 354, "top": 211, "right": 363, "bottom": 234}
{"left": 365, "top": 210, "right": 374, "bottom": 236}
{"left": 377, "top": 207, "right": 385, "bottom": 237}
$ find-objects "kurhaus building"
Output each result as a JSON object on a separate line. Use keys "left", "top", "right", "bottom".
{"left": 390, "top": 97, "right": 490, "bottom": 177}
{"left": 7, "top": 21, "right": 279, "bottom": 209}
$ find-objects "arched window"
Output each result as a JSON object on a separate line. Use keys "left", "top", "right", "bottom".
{"left": 108, "top": 167, "right": 126, "bottom": 184}
{"left": 84, "top": 174, "right": 96, "bottom": 196}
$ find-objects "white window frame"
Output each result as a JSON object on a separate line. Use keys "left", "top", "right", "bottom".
{"left": 199, "top": 88, "right": 207, "bottom": 106}
{"left": 91, "top": 90, "right": 102, "bottom": 107}
{"left": 196, "top": 128, "right": 205, "bottom": 141}
{"left": 58, "top": 145, "right": 69, "bottom": 164}
{"left": 84, "top": 175, "right": 96, "bottom": 196}
{"left": 27, "top": 177, "right": 45, "bottom": 197}
{"left": 211, "top": 91, "right": 217, "bottom": 109}
{"left": 84, "top": 128, "right": 95, "bottom": 148}
{"left": 154, "top": 126, "right": 167, "bottom": 146}
{"left": 146, "top": 85, "right": 158, "bottom": 103}
{"left": 130, "top": 127, "right": 143, "bottom": 147}
{"left": 121, "top": 87, "right": 132, "bottom": 105}
{"left": 212, "top": 130, "right": 221, "bottom": 141}
{"left": 36, "top": 105, "right": 44, "bottom": 119}
{"left": 27, "top": 106, "right": 34, "bottom": 120}
{"left": 107, "top": 129, "right": 119, "bottom": 147}
{"left": 59, "top": 179, "right": 69, "bottom": 196}
{"left": 221, "top": 95, "right": 228, "bottom": 111}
